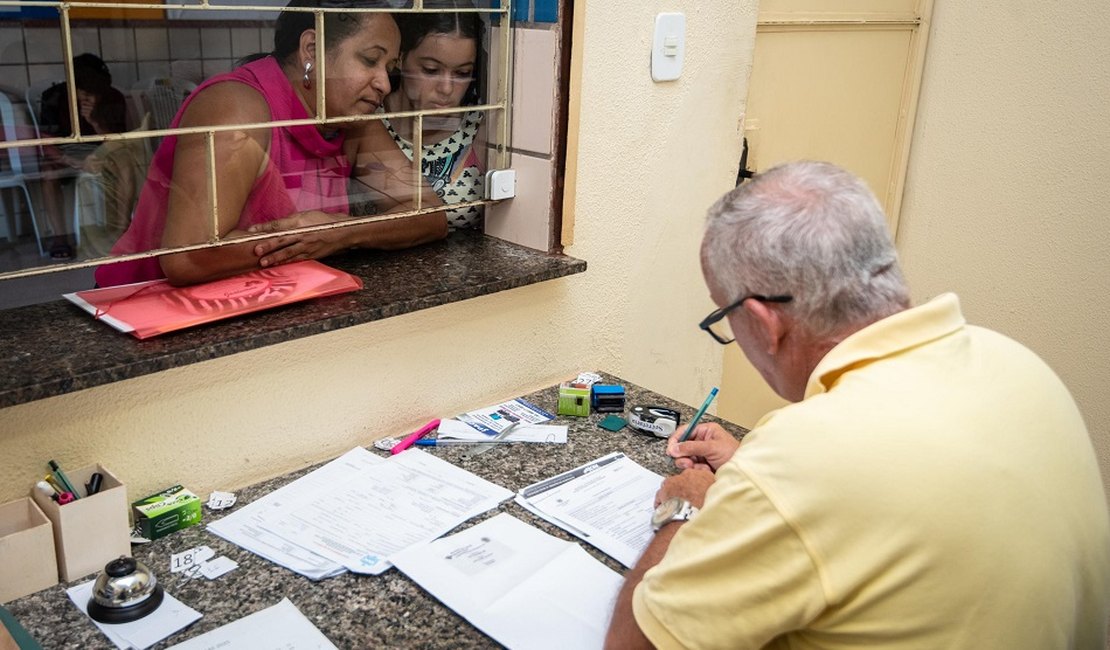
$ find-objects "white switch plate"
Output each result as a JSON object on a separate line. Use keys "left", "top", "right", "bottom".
{"left": 486, "top": 169, "right": 516, "bottom": 200}
{"left": 652, "top": 12, "right": 685, "bottom": 82}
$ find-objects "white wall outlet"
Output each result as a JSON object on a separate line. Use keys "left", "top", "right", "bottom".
{"left": 652, "top": 12, "right": 686, "bottom": 82}
{"left": 486, "top": 169, "right": 517, "bottom": 200}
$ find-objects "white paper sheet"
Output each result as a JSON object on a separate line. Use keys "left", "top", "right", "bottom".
{"left": 166, "top": 598, "right": 336, "bottom": 650}
{"left": 206, "top": 447, "right": 384, "bottom": 580}
{"left": 260, "top": 449, "right": 513, "bottom": 574}
{"left": 391, "top": 513, "right": 622, "bottom": 650}
{"left": 455, "top": 398, "right": 556, "bottom": 435}
{"left": 436, "top": 418, "right": 568, "bottom": 443}
{"left": 515, "top": 452, "right": 662, "bottom": 567}
{"left": 66, "top": 581, "right": 202, "bottom": 650}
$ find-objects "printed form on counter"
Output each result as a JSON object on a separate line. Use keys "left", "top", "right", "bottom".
{"left": 207, "top": 446, "right": 512, "bottom": 579}
{"left": 515, "top": 452, "right": 663, "bottom": 567}
{"left": 392, "top": 513, "right": 622, "bottom": 650}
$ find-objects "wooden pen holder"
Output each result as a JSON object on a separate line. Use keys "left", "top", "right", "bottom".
{"left": 30, "top": 464, "right": 130, "bottom": 582}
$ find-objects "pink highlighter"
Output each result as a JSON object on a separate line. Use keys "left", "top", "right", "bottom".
{"left": 390, "top": 419, "right": 442, "bottom": 455}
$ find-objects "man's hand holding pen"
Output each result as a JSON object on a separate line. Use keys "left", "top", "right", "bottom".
{"left": 667, "top": 422, "right": 740, "bottom": 472}
{"left": 654, "top": 423, "right": 742, "bottom": 510}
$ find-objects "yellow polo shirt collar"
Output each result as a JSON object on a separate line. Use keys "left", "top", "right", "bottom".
{"left": 804, "top": 293, "right": 966, "bottom": 399}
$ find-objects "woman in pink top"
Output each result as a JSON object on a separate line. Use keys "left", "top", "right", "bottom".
{"left": 96, "top": 0, "right": 447, "bottom": 288}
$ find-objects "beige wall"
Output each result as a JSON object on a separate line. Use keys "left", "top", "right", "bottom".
{"left": 897, "top": 3, "right": 1110, "bottom": 503}
{"left": 0, "top": 1, "right": 758, "bottom": 504}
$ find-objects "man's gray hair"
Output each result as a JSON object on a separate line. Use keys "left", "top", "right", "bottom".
{"left": 703, "top": 161, "right": 910, "bottom": 340}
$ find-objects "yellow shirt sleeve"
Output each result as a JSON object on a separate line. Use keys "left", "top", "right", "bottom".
{"left": 633, "top": 461, "right": 827, "bottom": 650}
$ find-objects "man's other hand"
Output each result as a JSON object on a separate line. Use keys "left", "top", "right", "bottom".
{"left": 655, "top": 468, "right": 716, "bottom": 509}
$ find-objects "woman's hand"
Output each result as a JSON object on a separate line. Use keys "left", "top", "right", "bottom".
{"left": 247, "top": 211, "right": 352, "bottom": 267}
{"left": 667, "top": 422, "right": 740, "bottom": 472}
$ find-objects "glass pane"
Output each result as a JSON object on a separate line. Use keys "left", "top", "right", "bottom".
{"left": 401, "top": 0, "right": 503, "bottom": 10}
{"left": 1, "top": 0, "right": 513, "bottom": 296}
{"left": 364, "top": 8, "right": 492, "bottom": 229}
{"left": 1, "top": 14, "right": 160, "bottom": 272}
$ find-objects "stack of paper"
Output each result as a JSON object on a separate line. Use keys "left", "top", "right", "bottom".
{"left": 392, "top": 513, "right": 622, "bottom": 650}
{"left": 208, "top": 447, "right": 513, "bottom": 579}
{"left": 515, "top": 452, "right": 663, "bottom": 567}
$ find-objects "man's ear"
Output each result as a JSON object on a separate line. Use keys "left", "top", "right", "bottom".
{"left": 743, "top": 298, "right": 787, "bottom": 356}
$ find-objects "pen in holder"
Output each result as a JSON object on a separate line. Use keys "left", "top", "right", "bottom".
{"left": 30, "top": 464, "right": 130, "bottom": 581}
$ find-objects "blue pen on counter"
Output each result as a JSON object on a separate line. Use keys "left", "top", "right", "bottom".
{"left": 677, "top": 387, "right": 719, "bottom": 443}
{"left": 48, "top": 460, "right": 80, "bottom": 500}
{"left": 414, "top": 438, "right": 514, "bottom": 447}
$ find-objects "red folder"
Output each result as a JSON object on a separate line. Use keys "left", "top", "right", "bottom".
{"left": 65, "top": 261, "right": 363, "bottom": 339}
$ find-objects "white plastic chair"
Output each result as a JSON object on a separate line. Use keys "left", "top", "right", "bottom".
{"left": 24, "top": 79, "right": 63, "bottom": 144}
{"left": 22, "top": 81, "right": 96, "bottom": 254}
{"left": 72, "top": 111, "right": 153, "bottom": 252}
{"left": 21, "top": 80, "right": 132, "bottom": 252}
{"left": 133, "top": 77, "right": 196, "bottom": 133}
{"left": 0, "top": 92, "right": 47, "bottom": 255}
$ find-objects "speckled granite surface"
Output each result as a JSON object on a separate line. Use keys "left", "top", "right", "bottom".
{"left": 0, "top": 231, "right": 585, "bottom": 409}
{"left": 4, "top": 374, "right": 746, "bottom": 649}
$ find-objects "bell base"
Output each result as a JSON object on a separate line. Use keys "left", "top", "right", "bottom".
{"left": 87, "top": 585, "right": 164, "bottom": 624}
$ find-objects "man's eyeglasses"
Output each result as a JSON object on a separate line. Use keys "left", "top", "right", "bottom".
{"left": 698, "top": 294, "right": 793, "bottom": 345}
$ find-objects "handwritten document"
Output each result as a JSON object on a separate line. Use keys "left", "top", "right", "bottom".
{"left": 260, "top": 449, "right": 513, "bottom": 574}
{"left": 392, "top": 513, "right": 622, "bottom": 650}
{"left": 515, "top": 452, "right": 662, "bottom": 567}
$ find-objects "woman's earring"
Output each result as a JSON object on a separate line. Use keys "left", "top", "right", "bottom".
{"left": 303, "top": 61, "right": 314, "bottom": 89}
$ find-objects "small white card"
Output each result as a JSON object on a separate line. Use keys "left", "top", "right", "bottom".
{"left": 171, "top": 546, "right": 216, "bottom": 574}
{"left": 207, "top": 491, "right": 237, "bottom": 510}
{"left": 199, "top": 556, "right": 238, "bottom": 579}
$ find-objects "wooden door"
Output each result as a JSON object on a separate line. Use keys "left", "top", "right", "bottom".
{"left": 719, "top": 0, "right": 933, "bottom": 427}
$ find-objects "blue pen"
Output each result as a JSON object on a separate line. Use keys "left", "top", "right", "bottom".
{"left": 414, "top": 438, "right": 511, "bottom": 447}
{"left": 677, "top": 387, "right": 719, "bottom": 442}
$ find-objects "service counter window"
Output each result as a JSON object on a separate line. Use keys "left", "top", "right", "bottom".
{"left": 0, "top": 0, "right": 579, "bottom": 408}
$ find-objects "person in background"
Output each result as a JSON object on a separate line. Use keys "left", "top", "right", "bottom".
{"left": 605, "top": 161, "right": 1110, "bottom": 649}
{"left": 95, "top": 0, "right": 446, "bottom": 288}
{"left": 346, "top": 0, "right": 486, "bottom": 229}
{"left": 38, "top": 53, "right": 128, "bottom": 259}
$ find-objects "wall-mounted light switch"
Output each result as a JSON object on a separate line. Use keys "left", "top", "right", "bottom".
{"left": 652, "top": 12, "right": 685, "bottom": 82}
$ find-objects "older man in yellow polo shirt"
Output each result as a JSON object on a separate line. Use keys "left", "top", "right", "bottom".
{"left": 605, "top": 161, "right": 1110, "bottom": 649}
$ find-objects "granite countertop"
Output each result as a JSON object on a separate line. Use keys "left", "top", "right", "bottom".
{"left": 0, "top": 231, "right": 585, "bottom": 410}
{"left": 4, "top": 374, "right": 746, "bottom": 649}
